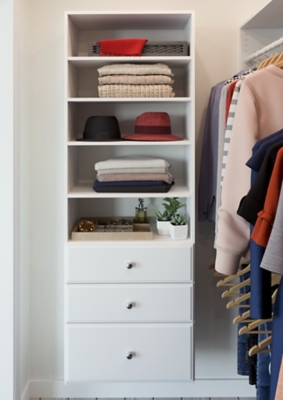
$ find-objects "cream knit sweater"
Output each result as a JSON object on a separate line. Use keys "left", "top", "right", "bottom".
{"left": 215, "top": 65, "right": 283, "bottom": 275}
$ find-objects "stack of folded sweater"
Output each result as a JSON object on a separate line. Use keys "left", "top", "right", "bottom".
{"left": 93, "top": 156, "right": 174, "bottom": 193}
{"left": 97, "top": 63, "right": 175, "bottom": 98}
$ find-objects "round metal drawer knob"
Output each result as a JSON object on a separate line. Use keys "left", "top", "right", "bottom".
{"left": 126, "top": 263, "right": 133, "bottom": 269}
{"left": 127, "top": 352, "right": 133, "bottom": 360}
{"left": 127, "top": 302, "right": 133, "bottom": 309}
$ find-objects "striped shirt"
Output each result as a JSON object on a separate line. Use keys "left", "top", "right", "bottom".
{"left": 221, "top": 80, "right": 243, "bottom": 185}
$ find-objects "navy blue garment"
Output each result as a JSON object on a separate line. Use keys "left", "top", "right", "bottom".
{"left": 247, "top": 129, "right": 283, "bottom": 173}
{"left": 241, "top": 131, "right": 283, "bottom": 400}
{"left": 256, "top": 320, "right": 273, "bottom": 400}
{"left": 270, "top": 279, "right": 283, "bottom": 400}
{"left": 245, "top": 131, "right": 283, "bottom": 320}
{"left": 93, "top": 180, "right": 173, "bottom": 193}
{"left": 250, "top": 234, "right": 272, "bottom": 320}
{"left": 237, "top": 265, "right": 251, "bottom": 376}
{"left": 255, "top": 287, "right": 277, "bottom": 400}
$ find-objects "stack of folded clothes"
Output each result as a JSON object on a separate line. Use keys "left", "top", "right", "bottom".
{"left": 97, "top": 63, "right": 175, "bottom": 98}
{"left": 93, "top": 156, "right": 174, "bottom": 193}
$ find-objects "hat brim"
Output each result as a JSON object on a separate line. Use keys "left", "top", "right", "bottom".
{"left": 76, "top": 138, "right": 123, "bottom": 142}
{"left": 123, "top": 134, "right": 183, "bottom": 141}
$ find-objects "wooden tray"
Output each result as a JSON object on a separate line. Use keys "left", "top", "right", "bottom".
{"left": 71, "top": 217, "right": 153, "bottom": 241}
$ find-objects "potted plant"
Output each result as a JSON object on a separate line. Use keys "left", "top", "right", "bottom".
{"left": 162, "top": 197, "right": 185, "bottom": 217}
{"left": 155, "top": 210, "right": 171, "bottom": 235}
{"left": 155, "top": 197, "right": 185, "bottom": 236}
{"left": 169, "top": 213, "right": 188, "bottom": 240}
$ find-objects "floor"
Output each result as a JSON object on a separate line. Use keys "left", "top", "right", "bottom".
{"left": 31, "top": 397, "right": 256, "bottom": 400}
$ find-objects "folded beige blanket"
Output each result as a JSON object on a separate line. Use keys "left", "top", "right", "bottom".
{"left": 98, "top": 84, "right": 175, "bottom": 98}
{"left": 98, "top": 75, "right": 174, "bottom": 85}
{"left": 95, "top": 156, "right": 170, "bottom": 171}
{"left": 97, "top": 63, "right": 174, "bottom": 77}
{"left": 97, "top": 172, "right": 174, "bottom": 184}
{"left": 97, "top": 167, "right": 169, "bottom": 176}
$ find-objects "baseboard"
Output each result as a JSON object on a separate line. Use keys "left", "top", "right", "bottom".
{"left": 28, "top": 378, "right": 256, "bottom": 398}
{"left": 21, "top": 380, "right": 30, "bottom": 400}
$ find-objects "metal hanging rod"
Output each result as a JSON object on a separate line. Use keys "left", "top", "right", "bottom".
{"left": 244, "top": 36, "right": 283, "bottom": 68}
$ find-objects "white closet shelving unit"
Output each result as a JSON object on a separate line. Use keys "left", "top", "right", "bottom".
{"left": 18, "top": 3, "right": 283, "bottom": 399}
{"left": 240, "top": 0, "right": 283, "bottom": 68}
{"left": 64, "top": 11, "right": 196, "bottom": 396}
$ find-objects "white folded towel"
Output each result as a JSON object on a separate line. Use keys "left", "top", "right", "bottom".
{"left": 97, "top": 167, "right": 169, "bottom": 176}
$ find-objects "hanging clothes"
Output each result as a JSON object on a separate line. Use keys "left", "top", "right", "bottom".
{"left": 260, "top": 181, "right": 283, "bottom": 275}
{"left": 214, "top": 65, "right": 283, "bottom": 275}
{"left": 198, "top": 81, "right": 225, "bottom": 222}
{"left": 237, "top": 138, "right": 283, "bottom": 319}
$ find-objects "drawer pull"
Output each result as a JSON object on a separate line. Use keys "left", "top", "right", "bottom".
{"left": 127, "top": 302, "right": 134, "bottom": 309}
{"left": 127, "top": 352, "right": 134, "bottom": 360}
{"left": 126, "top": 263, "right": 133, "bottom": 269}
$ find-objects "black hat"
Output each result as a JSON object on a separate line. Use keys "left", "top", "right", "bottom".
{"left": 77, "top": 116, "right": 121, "bottom": 141}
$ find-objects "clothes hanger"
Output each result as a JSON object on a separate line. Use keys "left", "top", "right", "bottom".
{"left": 233, "top": 310, "right": 253, "bottom": 324}
{"left": 221, "top": 278, "right": 250, "bottom": 298}
{"left": 269, "top": 52, "right": 283, "bottom": 65}
{"left": 212, "top": 271, "right": 225, "bottom": 278}
{"left": 258, "top": 55, "right": 274, "bottom": 69}
{"left": 237, "top": 287, "right": 278, "bottom": 333}
{"left": 226, "top": 292, "right": 250, "bottom": 309}
{"left": 258, "top": 52, "right": 282, "bottom": 69}
{"left": 216, "top": 263, "right": 250, "bottom": 287}
{"left": 238, "top": 314, "right": 273, "bottom": 335}
{"left": 274, "top": 52, "right": 283, "bottom": 68}
{"left": 209, "top": 263, "right": 226, "bottom": 278}
{"left": 249, "top": 335, "right": 272, "bottom": 357}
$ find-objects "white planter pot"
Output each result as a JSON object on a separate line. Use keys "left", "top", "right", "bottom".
{"left": 156, "top": 220, "right": 170, "bottom": 236}
{"left": 169, "top": 223, "right": 188, "bottom": 240}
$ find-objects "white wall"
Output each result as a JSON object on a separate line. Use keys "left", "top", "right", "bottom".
{"left": 28, "top": 0, "right": 267, "bottom": 382}
{"left": 0, "top": 1, "right": 15, "bottom": 399}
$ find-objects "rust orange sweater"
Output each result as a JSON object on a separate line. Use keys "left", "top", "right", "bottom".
{"left": 251, "top": 146, "right": 283, "bottom": 247}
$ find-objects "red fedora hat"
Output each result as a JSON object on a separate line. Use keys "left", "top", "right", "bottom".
{"left": 123, "top": 112, "right": 183, "bottom": 141}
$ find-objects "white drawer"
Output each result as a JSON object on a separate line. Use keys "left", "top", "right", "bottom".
{"left": 66, "top": 323, "right": 193, "bottom": 381}
{"left": 67, "top": 246, "right": 193, "bottom": 283}
{"left": 66, "top": 283, "right": 193, "bottom": 323}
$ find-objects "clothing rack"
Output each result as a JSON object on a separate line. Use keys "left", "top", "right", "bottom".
{"left": 244, "top": 36, "right": 283, "bottom": 68}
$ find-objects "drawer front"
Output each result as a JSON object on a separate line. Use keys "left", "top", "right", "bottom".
{"left": 66, "top": 283, "right": 193, "bottom": 323}
{"left": 67, "top": 246, "right": 193, "bottom": 283}
{"left": 66, "top": 323, "right": 193, "bottom": 381}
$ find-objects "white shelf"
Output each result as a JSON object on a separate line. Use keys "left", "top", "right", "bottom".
{"left": 67, "top": 235, "right": 194, "bottom": 248}
{"left": 68, "top": 11, "right": 193, "bottom": 30}
{"left": 68, "top": 57, "right": 191, "bottom": 68}
{"left": 241, "top": 0, "right": 282, "bottom": 29}
{"left": 68, "top": 181, "right": 191, "bottom": 198}
{"left": 68, "top": 97, "right": 191, "bottom": 103}
{"left": 68, "top": 140, "right": 191, "bottom": 146}
{"left": 64, "top": 10, "right": 195, "bottom": 392}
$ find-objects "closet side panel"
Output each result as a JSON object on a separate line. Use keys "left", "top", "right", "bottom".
{"left": 14, "top": 0, "right": 31, "bottom": 397}
{"left": 0, "top": 1, "right": 15, "bottom": 399}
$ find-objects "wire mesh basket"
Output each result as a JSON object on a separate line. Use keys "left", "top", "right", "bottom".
{"left": 88, "top": 41, "right": 189, "bottom": 57}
